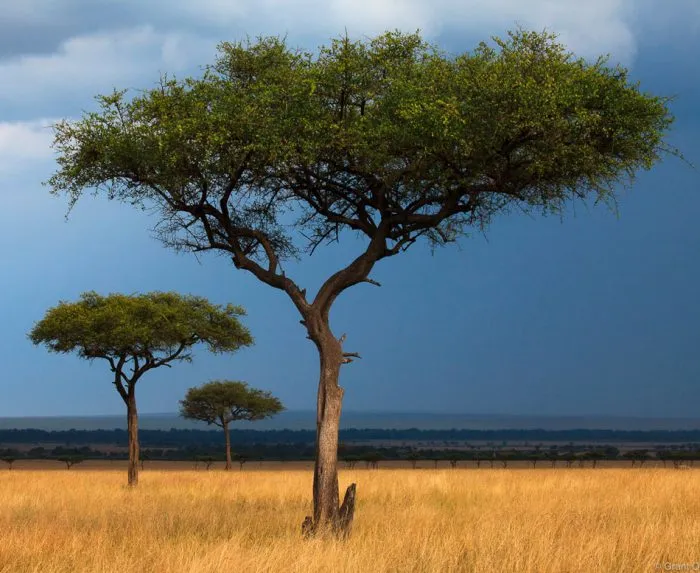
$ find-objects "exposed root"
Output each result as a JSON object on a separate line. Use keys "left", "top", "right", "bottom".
{"left": 301, "top": 483, "right": 357, "bottom": 539}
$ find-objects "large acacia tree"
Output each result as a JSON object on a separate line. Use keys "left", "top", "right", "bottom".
{"left": 46, "top": 30, "right": 675, "bottom": 534}
{"left": 180, "top": 380, "right": 284, "bottom": 470}
{"left": 29, "top": 292, "right": 253, "bottom": 486}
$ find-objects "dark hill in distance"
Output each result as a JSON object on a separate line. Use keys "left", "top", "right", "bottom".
{"left": 1, "top": 411, "right": 699, "bottom": 431}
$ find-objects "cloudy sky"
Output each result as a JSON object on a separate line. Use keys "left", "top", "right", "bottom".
{"left": 1, "top": 0, "right": 699, "bottom": 420}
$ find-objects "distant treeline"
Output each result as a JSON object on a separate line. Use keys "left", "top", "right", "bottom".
{"left": 2, "top": 427, "right": 700, "bottom": 446}
{"left": 2, "top": 443, "right": 699, "bottom": 468}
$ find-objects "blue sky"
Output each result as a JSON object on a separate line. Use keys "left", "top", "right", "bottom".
{"left": 1, "top": 0, "right": 698, "bottom": 418}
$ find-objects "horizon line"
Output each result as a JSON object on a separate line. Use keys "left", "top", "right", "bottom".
{"left": 2, "top": 411, "right": 699, "bottom": 421}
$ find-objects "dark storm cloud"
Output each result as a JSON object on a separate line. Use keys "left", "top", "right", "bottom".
{"left": 1, "top": 0, "right": 699, "bottom": 417}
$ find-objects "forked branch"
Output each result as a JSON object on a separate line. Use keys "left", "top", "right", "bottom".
{"left": 342, "top": 352, "right": 361, "bottom": 364}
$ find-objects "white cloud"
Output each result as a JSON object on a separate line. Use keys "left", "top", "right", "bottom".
{"left": 4, "top": 0, "right": 699, "bottom": 69}
{"left": 167, "top": 0, "right": 637, "bottom": 62}
{"left": 0, "top": 0, "right": 687, "bottom": 120}
{"left": 437, "top": 0, "right": 636, "bottom": 61}
{"left": 0, "top": 26, "right": 218, "bottom": 112}
{"left": 0, "top": 0, "right": 695, "bottom": 173}
{"left": 0, "top": 119, "right": 57, "bottom": 175}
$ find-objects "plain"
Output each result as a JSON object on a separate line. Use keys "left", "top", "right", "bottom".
{"left": 1, "top": 468, "right": 698, "bottom": 572}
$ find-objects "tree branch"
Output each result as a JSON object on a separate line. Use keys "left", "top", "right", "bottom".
{"left": 342, "top": 352, "right": 361, "bottom": 364}
{"left": 312, "top": 223, "right": 390, "bottom": 317}
{"left": 150, "top": 341, "right": 189, "bottom": 369}
{"left": 220, "top": 150, "right": 253, "bottom": 211}
{"left": 112, "top": 355, "right": 129, "bottom": 404}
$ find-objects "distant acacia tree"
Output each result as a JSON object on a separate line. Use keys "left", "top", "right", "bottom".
{"left": 236, "top": 454, "right": 250, "bottom": 471}
{"left": 180, "top": 380, "right": 284, "bottom": 470}
{"left": 496, "top": 450, "right": 516, "bottom": 469}
{"left": 363, "top": 452, "right": 382, "bottom": 470}
{"left": 582, "top": 450, "right": 606, "bottom": 468}
{"left": 663, "top": 450, "right": 697, "bottom": 469}
{"left": 58, "top": 456, "right": 83, "bottom": 470}
{"left": 527, "top": 452, "right": 543, "bottom": 468}
{"left": 195, "top": 456, "right": 216, "bottom": 470}
{"left": 2, "top": 458, "right": 16, "bottom": 470}
{"left": 343, "top": 455, "right": 360, "bottom": 469}
{"left": 29, "top": 292, "right": 252, "bottom": 486}
{"left": 46, "top": 28, "right": 676, "bottom": 536}
{"left": 406, "top": 451, "right": 421, "bottom": 469}
{"left": 623, "top": 449, "right": 650, "bottom": 468}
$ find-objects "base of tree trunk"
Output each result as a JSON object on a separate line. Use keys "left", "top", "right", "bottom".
{"left": 302, "top": 483, "right": 356, "bottom": 539}
{"left": 336, "top": 482, "right": 356, "bottom": 538}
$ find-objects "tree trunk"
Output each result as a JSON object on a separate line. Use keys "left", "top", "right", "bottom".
{"left": 302, "top": 326, "right": 356, "bottom": 538}
{"left": 224, "top": 421, "right": 232, "bottom": 471}
{"left": 313, "top": 340, "right": 342, "bottom": 526}
{"left": 127, "top": 387, "right": 139, "bottom": 487}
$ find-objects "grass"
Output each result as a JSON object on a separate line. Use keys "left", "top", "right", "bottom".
{"left": 0, "top": 468, "right": 698, "bottom": 572}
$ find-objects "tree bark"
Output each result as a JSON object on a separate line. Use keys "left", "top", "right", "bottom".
{"left": 301, "top": 322, "right": 356, "bottom": 538}
{"left": 313, "top": 339, "right": 343, "bottom": 528}
{"left": 224, "top": 421, "right": 232, "bottom": 471}
{"left": 127, "top": 386, "right": 139, "bottom": 487}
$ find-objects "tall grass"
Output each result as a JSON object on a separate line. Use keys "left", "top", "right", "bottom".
{"left": 0, "top": 468, "right": 697, "bottom": 572}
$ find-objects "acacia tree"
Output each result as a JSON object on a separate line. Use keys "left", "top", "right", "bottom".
{"left": 58, "top": 456, "right": 84, "bottom": 470}
{"left": 180, "top": 380, "right": 284, "bottom": 470}
{"left": 45, "top": 29, "right": 675, "bottom": 535}
{"left": 29, "top": 292, "right": 253, "bottom": 486}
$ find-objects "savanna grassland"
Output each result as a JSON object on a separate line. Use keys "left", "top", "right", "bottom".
{"left": 0, "top": 468, "right": 697, "bottom": 573}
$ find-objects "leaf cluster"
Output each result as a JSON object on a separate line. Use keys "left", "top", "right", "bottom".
{"left": 180, "top": 380, "right": 284, "bottom": 427}
{"left": 29, "top": 291, "right": 253, "bottom": 365}
{"left": 45, "top": 29, "right": 677, "bottom": 306}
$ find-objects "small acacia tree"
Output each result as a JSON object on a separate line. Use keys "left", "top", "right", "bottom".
{"left": 58, "top": 455, "right": 84, "bottom": 470}
{"left": 46, "top": 29, "right": 675, "bottom": 535}
{"left": 180, "top": 380, "right": 284, "bottom": 470}
{"left": 29, "top": 291, "right": 253, "bottom": 486}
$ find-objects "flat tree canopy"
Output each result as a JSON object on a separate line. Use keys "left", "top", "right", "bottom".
{"left": 45, "top": 28, "right": 676, "bottom": 534}
{"left": 180, "top": 380, "right": 284, "bottom": 427}
{"left": 47, "top": 29, "right": 674, "bottom": 269}
{"left": 30, "top": 291, "right": 252, "bottom": 363}
{"left": 180, "top": 380, "right": 284, "bottom": 470}
{"left": 29, "top": 291, "right": 253, "bottom": 485}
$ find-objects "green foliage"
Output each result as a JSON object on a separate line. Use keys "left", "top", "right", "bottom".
{"left": 29, "top": 291, "right": 252, "bottom": 363}
{"left": 180, "top": 380, "right": 284, "bottom": 427}
{"left": 45, "top": 28, "right": 676, "bottom": 269}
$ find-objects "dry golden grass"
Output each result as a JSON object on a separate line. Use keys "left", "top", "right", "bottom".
{"left": 0, "top": 468, "right": 697, "bottom": 572}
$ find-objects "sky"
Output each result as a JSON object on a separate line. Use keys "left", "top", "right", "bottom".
{"left": 1, "top": 0, "right": 699, "bottom": 419}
